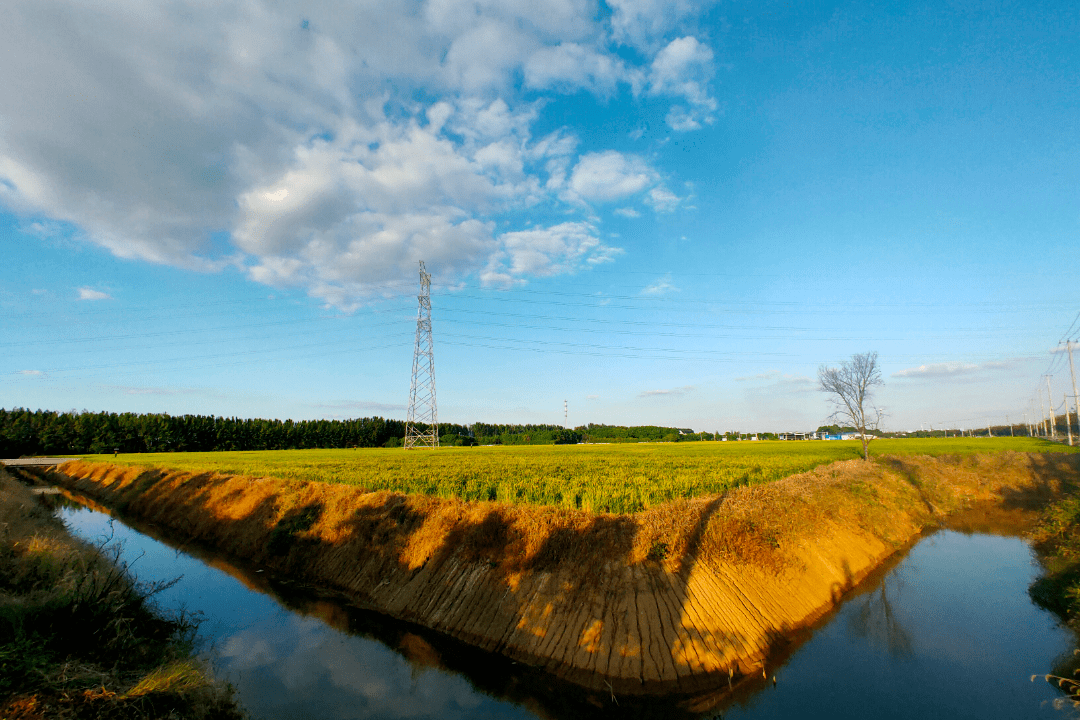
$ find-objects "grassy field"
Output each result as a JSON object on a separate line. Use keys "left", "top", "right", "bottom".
{"left": 81, "top": 436, "right": 1074, "bottom": 514}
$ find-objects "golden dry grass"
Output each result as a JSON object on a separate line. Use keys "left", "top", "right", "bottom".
{"left": 0, "top": 469, "right": 244, "bottom": 720}
{"left": 52, "top": 451, "right": 1080, "bottom": 586}
{"left": 80, "top": 436, "right": 1073, "bottom": 513}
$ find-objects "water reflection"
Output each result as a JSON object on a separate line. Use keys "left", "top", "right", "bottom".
{"left": 724, "top": 531, "right": 1076, "bottom": 720}
{"left": 46, "top": 493, "right": 1080, "bottom": 720}
{"left": 845, "top": 583, "right": 914, "bottom": 659}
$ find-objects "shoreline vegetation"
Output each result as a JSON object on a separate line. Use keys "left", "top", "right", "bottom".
{"left": 24, "top": 447, "right": 1080, "bottom": 698}
{"left": 1028, "top": 489, "right": 1080, "bottom": 710}
{"left": 0, "top": 468, "right": 245, "bottom": 720}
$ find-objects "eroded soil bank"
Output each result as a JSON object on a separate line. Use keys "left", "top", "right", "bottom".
{"left": 30, "top": 452, "right": 1080, "bottom": 697}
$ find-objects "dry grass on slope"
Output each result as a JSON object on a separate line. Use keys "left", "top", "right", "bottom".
{"left": 0, "top": 469, "right": 244, "bottom": 720}
{"left": 50, "top": 452, "right": 1079, "bottom": 595}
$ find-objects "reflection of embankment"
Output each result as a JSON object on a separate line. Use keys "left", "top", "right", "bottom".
{"left": 35, "top": 452, "right": 1080, "bottom": 700}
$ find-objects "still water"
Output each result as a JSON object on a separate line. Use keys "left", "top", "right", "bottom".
{"left": 55, "top": 500, "right": 1077, "bottom": 720}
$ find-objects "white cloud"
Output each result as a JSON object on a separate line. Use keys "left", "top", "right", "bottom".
{"left": 641, "top": 273, "right": 677, "bottom": 295}
{"left": 645, "top": 186, "right": 680, "bottom": 212}
{"left": 648, "top": 36, "right": 717, "bottom": 130}
{"left": 16, "top": 370, "right": 45, "bottom": 377}
{"left": 482, "top": 221, "right": 622, "bottom": 286}
{"left": 665, "top": 105, "right": 700, "bottom": 131}
{"left": 567, "top": 151, "right": 654, "bottom": 202}
{"left": 734, "top": 370, "right": 817, "bottom": 394}
{"left": 524, "top": 43, "right": 627, "bottom": 94}
{"left": 77, "top": 287, "right": 112, "bottom": 301}
{"left": 607, "top": 0, "right": 701, "bottom": 50}
{"left": 613, "top": 207, "right": 641, "bottom": 218}
{"left": 639, "top": 385, "right": 693, "bottom": 397}
{"left": 893, "top": 360, "right": 1024, "bottom": 379}
{"left": 0, "top": 0, "right": 713, "bottom": 308}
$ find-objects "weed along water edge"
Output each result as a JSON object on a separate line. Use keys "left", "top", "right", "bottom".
{"left": 0, "top": 469, "right": 244, "bottom": 719}
{"left": 26, "top": 446, "right": 1080, "bottom": 701}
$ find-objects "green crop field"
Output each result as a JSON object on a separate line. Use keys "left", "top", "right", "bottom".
{"left": 82, "top": 436, "right": 1074, "bottom": 514}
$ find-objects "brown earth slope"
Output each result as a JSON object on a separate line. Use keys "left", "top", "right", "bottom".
{"left": 36, "top": 452, "right": 1080, "bottom": 696}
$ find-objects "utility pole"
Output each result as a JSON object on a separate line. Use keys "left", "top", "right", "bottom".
{"left": 1007, "top": 414, "right": 1014, "bottom": 437}
{"left": 987, "top": 422, "right": 992, "bottom": 438}
{"left": 1046, "top": 375, "right": 1058, "bottom": 441}
{"left": 1038, "top": 392, "right": 1048, "bottom": 437}
{"left": 1067, "top": 393, "right": 1074, "bottom": 447}
{"left": 1068, "top": 342, "right": 1079, "bottom": 443}
{"left": 405, "top": 261, "right": 438, "bottom": 449}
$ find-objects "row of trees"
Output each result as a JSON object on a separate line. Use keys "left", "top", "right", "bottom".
{"left": 0, "top": 410, "right": 603, "bottom": 455}
{"left": 0, "top": 408, "right": 413, "bottom": 457}
{"left": 580, "top": 424, "right": 698, "bottom": 443}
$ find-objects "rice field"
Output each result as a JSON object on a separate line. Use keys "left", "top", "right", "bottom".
{"left": 85, "top": 437, "right": 1072, "bottom": 514}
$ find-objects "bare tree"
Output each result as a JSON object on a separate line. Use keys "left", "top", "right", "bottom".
{"left": 818, "top": 351, "right": 883, "bottom": 460}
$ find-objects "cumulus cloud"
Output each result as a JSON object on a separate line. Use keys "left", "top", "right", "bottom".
{"left": 567, "top": 151, "right": 654, "bottom": 202}
{"left": 648, "top": 36, "right": 717, "bottom": 130}
{"left": 524, "top": 43, "right": 627, "bottom": 94}
{"left": 482, "top": 221, "right": 622, "bottom": 286}
{"left": 607, "top": 0, "right": 702, "bottom": 50}
{"left": 77, "top": 287, "right": 112, "bottom": 301}
{"left": 0, "top": 0, "right": 716, "bottom": 308}
{"left": 645, "top": 185, "right": 680, "bottom": 212}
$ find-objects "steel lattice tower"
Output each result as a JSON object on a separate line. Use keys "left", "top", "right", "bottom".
{"left": 405, "top": 261, "right": 438, "bottom": 449}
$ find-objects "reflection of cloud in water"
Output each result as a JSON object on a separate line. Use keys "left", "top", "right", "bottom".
{"left": 220, "top": 612, "right": 503, "bottom": 720}
{"left": 220, "top": 633, "right": 278, "bottom": 669}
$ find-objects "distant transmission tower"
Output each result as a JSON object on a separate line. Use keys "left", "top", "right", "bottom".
{"left": 405, "top": 261, "right": 438, "bottom": 449}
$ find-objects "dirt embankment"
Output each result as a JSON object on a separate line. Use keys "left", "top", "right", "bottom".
{"left": 36, "top": 452, "right": 1080, "bottom": 696}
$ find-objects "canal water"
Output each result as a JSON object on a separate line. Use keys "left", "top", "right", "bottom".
{"left": 54, "top": 499, "right": 1077, "bottom": 720}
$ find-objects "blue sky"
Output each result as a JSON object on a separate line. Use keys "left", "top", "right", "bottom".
{"left": 1, "top": 0, "right": 1078, "bottom": 433}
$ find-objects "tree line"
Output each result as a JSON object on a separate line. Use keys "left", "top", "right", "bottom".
{"left": 0, "top": 408, "right": 739, "bottom": 457}
{"left": 0, "top": 408, "right": 411, "bottom": 456}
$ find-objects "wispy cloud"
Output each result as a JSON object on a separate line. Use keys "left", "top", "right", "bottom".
{"left": 77, "top": 287, "right": 112, "bottom": 301}
{"left": 613, "top": 207, "right": 641, "bottom": 218}
{"left": 893, "top": 358, "right": 1028, "bottom": 379}
{"left": 735, "top": 370, "right": 816, "bottom": 393}
{"left": 16, "top": 370, "right": 46, "bottom": 377}
{"left": 102, "top": 384, "right": 200, "bottom": 396}
{"left": 639, "top": 385, "right": 693, "bottom": 398}
{"left": 735, "top": 370, "right": 781, "bottom": 382}
{"left": 641, "top": 273, "right": 677, "bottom": 296}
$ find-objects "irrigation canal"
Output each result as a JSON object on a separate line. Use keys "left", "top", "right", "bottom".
{"left": 49, "top": 493, "right": 1079, "bottom": 719}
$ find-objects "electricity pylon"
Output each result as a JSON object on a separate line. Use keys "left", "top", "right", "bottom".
{"left": 405, "top": 261, "right": 438, "bottom": 449}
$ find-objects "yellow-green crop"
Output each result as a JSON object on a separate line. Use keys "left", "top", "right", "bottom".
{"left": 86, "top": 436, "right": 1072, "bottom": 514}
